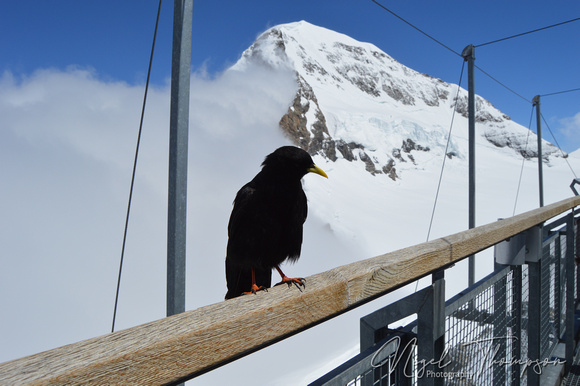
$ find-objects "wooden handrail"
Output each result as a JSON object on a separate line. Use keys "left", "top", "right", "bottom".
{"left": 2, "top": 196, "right": 579, "bottom": 385}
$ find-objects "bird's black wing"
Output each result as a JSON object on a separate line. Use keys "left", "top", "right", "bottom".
{"left": 284, "top": 188, "right": 307, "bottom": 263}
{"left": 225, "top": 183, "right": 272, "bottom": 299}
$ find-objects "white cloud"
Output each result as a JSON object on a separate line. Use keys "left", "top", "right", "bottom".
{"left": 0, "top": 64, "right": 303, "bottom": 362}
{"left": 559, "top": 111, "right": 580, "bottom": 152}
{"left": 0, "top": 63, "right": 370, "bottom": 385}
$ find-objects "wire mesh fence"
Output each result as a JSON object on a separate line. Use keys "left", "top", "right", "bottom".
{"left": 311, "top": 213, "right": 578, "bottom": 386}
{"left": 444, "top": 266, "right": 519, "bottom": 386}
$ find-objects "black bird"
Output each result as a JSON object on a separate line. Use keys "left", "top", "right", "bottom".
{"left": 225, "top": 146, "right": 328, "bottom": 300}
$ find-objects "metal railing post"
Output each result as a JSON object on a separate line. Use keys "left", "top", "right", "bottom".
{"left": 493, "top": 273, "right": 507, "bottom": 384}
{"left": 512, "top": 265, "right": 522, "bottom": 386}
{"left": 527, "top": 260, "right": 541, "bottom": 385}
{"left": 540, "top": 243, "right": 551, "bottom": 358}
{"left": 576, "top": 217, "right": 580, "bottom": 301}
{"left": 526, "top": 225, "right": 543, "bottom": 386}
{"left": 417, "top": 271, "right": 445, "bottom": 385}
{"left": 555, "top": 234, "right": 562, "bottom": 338}
{"left": 565, "top": 212, "right": 575, "bottom": 372}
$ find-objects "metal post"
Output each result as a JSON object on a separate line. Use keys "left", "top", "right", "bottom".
{"left": 533, "top": 95, "right": 544, "bottom": 207}
{"left": 493, "top": 274, "right": 507, "bottom": 384}
{"left": 554, "top": 234, "right": 562, "bottom": 339}
{"left": 167, "top": 0, "right": 193, "bottom": 317}
{"left": 462, "top": 44, "right": 476, "bottom": 287}
{"left": 576, "top": 217, "right": 580, "bottom": 301}
{"left": 512, "top": 265, "right": 522, "bottom": 386}
{"left": 526, "top": 226, "right": 543, "bottom": 386}
{"left": 417, "top": 271, "right": 445, "bottom": 386}
{"left": 359, "top": 287, "right": 431, "bottom": 385}
{"left": 565, "top": 212, "right": 575, "bottom": 372}
{"left": 527, "top": 260, "right": 541, "bottom": 386}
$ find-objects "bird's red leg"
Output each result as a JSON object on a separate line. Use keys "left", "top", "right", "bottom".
{"left": 274, "top": 266, "right": 306, "bottom": 291}
{"left": 242, "top": 267, "right": 267, "bottom": 296}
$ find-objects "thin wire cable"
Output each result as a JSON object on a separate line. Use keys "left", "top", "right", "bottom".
{"left": 540, "top": 113, "right": 578, "bottom": 178}
{"left": 370, "top": 0, "right": 542, "bottom": 109}
{"left": 112, "top": 0, "right": 163, "bottom": 333}
{"left": 371, "top": 0, "right": 577, "bottom": 123}
{"left": 474, "top": 64, "right": 532, "bottom": 104}
{"left": 541, "top": 87, "right": 580, "bottom": 97}
{"left": 371, "top": 0, "right": 462, "bottom": 57}
{"left": 513, "top": 106, "right": 535, "bottom": 216}
{"left": 426, "top": 62, "right": 466, "bottom": 243}
{"left": 415, "top": 63, "right": 465, "bottom": 293}
{"left": 476, "top": 17, "right": 580, "bottom": 48}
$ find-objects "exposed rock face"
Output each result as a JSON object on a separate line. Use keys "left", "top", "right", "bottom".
{"left": 278, "top": 72, "right": 434, "bottom": 180}
{"left": 236, "top": 21, "right": 564, "bottom": 180}
{"left": 279, "top": 75, "right": 337, "bottom": 161}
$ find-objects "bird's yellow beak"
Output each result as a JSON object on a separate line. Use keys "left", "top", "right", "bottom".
{"left": 307, "top": 164, "right": 328, "bottom": 179}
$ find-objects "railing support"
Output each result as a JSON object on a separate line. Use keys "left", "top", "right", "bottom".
{"left": 493, "top": 270, "right": 507, "bottom": 384}
{"left": 512, "top": 265, "right": 522, "bottom": 386}
{"left": 527, "top": 259, "right": 541, "bottom": 386}
{"left": 555, "top": 234, "right": 562, "bottom": 339}
{"left": 417, "top": 271, "right": 445, "bottom": 386}
{"left": 526, "top": 224, "right": 543, "bottom": 386}
{"left": 565, "top": 211, "right": 576, "bottom": 372}
{"left": 576, "top": 216, "right": 580, "bottom": 304}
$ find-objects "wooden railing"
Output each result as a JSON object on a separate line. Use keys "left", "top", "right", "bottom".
{"left": 1, "top": 196, "right": 579, "bottom": 385}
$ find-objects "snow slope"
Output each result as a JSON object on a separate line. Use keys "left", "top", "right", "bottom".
{"left": 195, "top": 21, "right": 579, "bottom": 385}
{"left": 236, "top": 21, "right": 562, "bottom": 170}
{"left": 230, "top": 21, "right": 573, "bottom": 258}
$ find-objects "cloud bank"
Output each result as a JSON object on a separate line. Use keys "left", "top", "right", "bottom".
{"left": 0, "top": 64, "right": 307, "bottom": 360}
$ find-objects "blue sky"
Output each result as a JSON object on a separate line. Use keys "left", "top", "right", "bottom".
{"left": 2, "top": 0, "right": 580, "bottom": 151}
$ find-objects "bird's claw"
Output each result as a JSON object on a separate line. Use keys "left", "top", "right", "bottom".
{"left": 242, "top": 285, "right": 268, "bottom": 296}
{"left": 275, "top": 277, "right": 306, "bottom": 292}
{"left": 290, "top": 278, "right": 306, "bottom": 292}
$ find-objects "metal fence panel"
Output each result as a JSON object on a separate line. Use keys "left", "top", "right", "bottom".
{"left": 312, "top": 212, "right": 578, "bottom": 386}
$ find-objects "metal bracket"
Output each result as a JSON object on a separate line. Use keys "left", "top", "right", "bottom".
{"left": 461, "top": 44, "right": 475, "bottom": 61}
{"left": 494, "top": 225, "right": 543, "bottom": 265}
{"left": 570, "top": 178, "right": 580, "bottom": 196}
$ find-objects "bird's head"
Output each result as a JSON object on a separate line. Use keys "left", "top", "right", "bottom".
{"left": 262, "top": 146, "right": 328, "bottom": 180}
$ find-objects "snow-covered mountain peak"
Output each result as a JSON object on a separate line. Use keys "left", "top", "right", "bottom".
{"left": 234, "top": 21, "right": 563, "bottom": 180}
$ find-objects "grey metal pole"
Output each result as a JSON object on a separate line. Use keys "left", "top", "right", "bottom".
{"left": 565, "top": 212, "right": 575, "bottom": 372}
{"left": 167, "top": 0, "right": 193, "bottom": 317}
{"left": 532, "top": 95, "right": 544, "bottom": 207}
{"left": 462, "top": 44, "right": 476, "bottom": 287}
{"left": 527, "top": 260, "right": 541, "bottom": 386}
{"left": 419, "top": 271, "right": 445, "bottom": 386}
